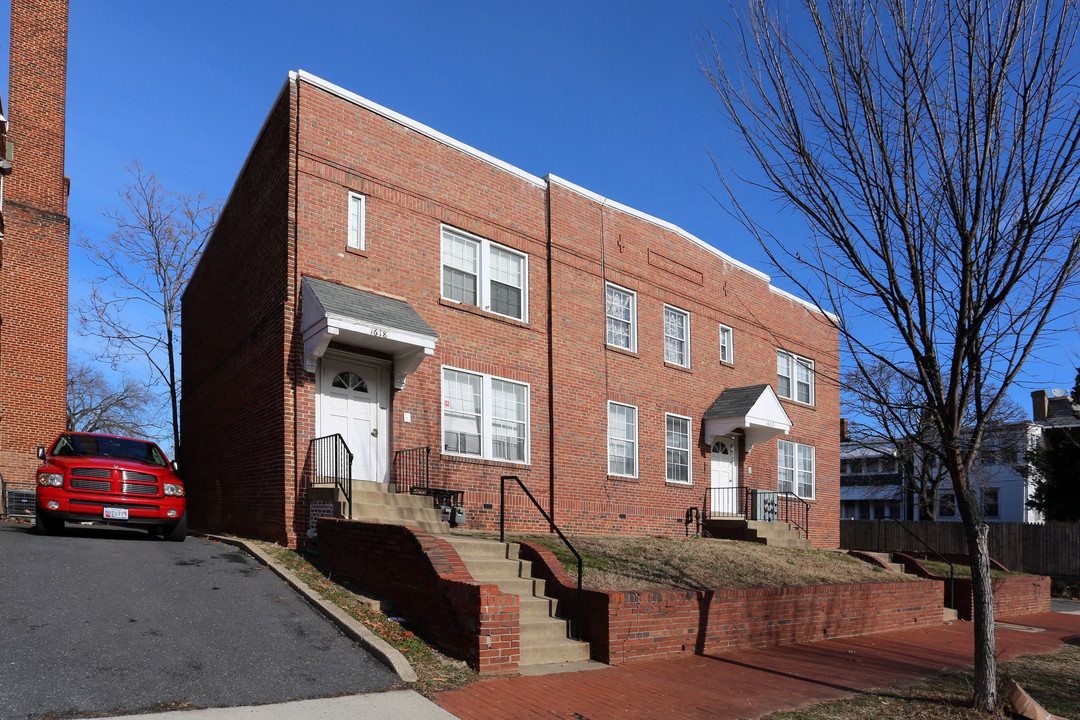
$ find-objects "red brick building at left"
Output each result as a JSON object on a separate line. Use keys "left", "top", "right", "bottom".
{"left": 0, "top": 0, "right": 70, "bottom": 500}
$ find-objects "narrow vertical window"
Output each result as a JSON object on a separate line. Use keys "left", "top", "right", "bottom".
{"left": 778, "top": 440, "right": 815, "bottom": 499}
{"left": 982, "top": 488, "right": 999, "bottom": 518}
{"left": 664, "top": 306, "right": 690, "bottom": 367}
{"left": 489, "top": 245, "right": 524, "bottom": 319}
{"left": 665, "top": 414, "right": 691, "bottom": 484}
{"left": 719, "top": 324, "right": 733, "bottom": 364}
{"left": 347, "top": 192, "right": 366, "bottom": 250}
{"left": 607, "top": 402, "right": 638, "bottom": 477}
{"left": 442, "top": 229, "right": 479, "bottom": 306}
{"left": 605, "top": 284, "right": 636, "bottom": 351}
{"left": 491, "top": 379, "right": 527, "bottom": 462}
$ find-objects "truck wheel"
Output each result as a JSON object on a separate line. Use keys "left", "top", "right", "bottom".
{"left": 36, "top": 514, "right": 63, "bottom": 536}
{"left": 165, "top": 512, "right": 187, "bottom": 543}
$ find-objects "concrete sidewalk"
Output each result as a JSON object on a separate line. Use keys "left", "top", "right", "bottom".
{"left": 94, "top": 690, "right": 457, "bottom": 720}
{"left": 435, "top": 611, "right": 1080, "bottom": 719}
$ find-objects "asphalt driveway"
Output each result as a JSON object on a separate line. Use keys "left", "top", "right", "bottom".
{"left": 0, "top": 521, "right": 400, "bottom": 719}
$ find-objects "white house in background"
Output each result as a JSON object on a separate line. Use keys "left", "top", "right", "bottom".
{"left": 840, "top": 420, "right": 1044, "bottom": 524}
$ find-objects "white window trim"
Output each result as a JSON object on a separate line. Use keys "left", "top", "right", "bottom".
{"left": 777, "top": 350, "right": 815, "bottom": 405}
{"left": 719, "top": 323, "right": 734, "bottom": 364}
{"left": 441, "top": 366, "right": 530, "bottom": 464}
{"left": 778, "top": 440, "right": 816, "bottom": 500}
{"left": 347, "top": 192, "right": 366, "bottom": 250}
{"left": 440, "top": 225, "right": 528, "bottom": 322}
{"left": 663, "top": 305, "right": 691, "bottom": 367}
{"left": 607, "top": 401, "right": 639, "bottom": 478}
{"left": 665, "top": 413, "right": 693, "bottom": 485}
{"left": 605, "top": 283, "right": 637, "bottom": 352}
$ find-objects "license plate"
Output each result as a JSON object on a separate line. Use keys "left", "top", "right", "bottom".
{"left": 103, "top": 507, "right": 129, "bottom": 520}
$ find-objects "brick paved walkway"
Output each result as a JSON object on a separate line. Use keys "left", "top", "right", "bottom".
{"left": 435, "top": 612, "right": 1080, "bottom": 719}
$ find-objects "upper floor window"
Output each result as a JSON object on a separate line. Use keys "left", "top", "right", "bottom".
{"left": 719, "top": 324, "right": 734, "bottom": 364}
{"left": 441, "top": 367, "right": 529, "bottom": 463}
{"left": 981, "top": 488, "right": 999, "bottom": 518}
{"left": 664, "top": 305, "right": 690, "bottom": 367}
{"left": 441, "top": 227, "right": 528, "bottom": 321}
{"left": 665, "top": 414, "right": 691, "bottom": 484}
{"left": 605, "top": 284, "right": 637, "bottom": 351}
{"left": 607, "top": 401, "right": 638, "bottom": 477}
{"left": 939, "top": 492, "right": 957, "bottom": 518}
{"left": 778, "top": 440, "right": 815, "bottom": 499}
{"left": 347, "top": 192, "right": 366, "bottom": 250}
{"left": 777, "top": 351, "right": 814, "bottom": 404}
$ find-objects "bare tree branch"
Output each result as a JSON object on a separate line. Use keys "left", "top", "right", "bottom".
{"left": 76, "top": 162, "right": 219, "bottom": 455}
{"left": 67, "top": 361, "right": 164, "bottom": 439}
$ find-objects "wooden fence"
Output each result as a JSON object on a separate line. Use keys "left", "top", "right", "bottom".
{"left": 840, "top": 520, "right": 1080, "bottom": 578}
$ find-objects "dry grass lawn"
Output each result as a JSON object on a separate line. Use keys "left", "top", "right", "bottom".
{"left": 467, "top": 532, "right": 910, "bottom": 591}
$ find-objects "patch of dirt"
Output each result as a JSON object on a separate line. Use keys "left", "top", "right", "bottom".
{"left": 488, "top": 533, "right": 911, "bottom": 592}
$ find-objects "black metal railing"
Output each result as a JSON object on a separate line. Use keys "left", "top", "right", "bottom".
{"left": 881, "top": 517, "right": 955, "bottom": 609}
{"left": 705, "top": 486, "right": 810, "bottom": 539}
{"left": 500, "top": 475, "right": 583, "bottom": 641}
{"left": 776, "top": 491, "right": 810, "bottom": 540}
{"left": 705, "top": 486, "right": 752, "bottom": 519}
{"left": 308, "top": 434, "right": 353, "bottom": 519}
{"left": 393, "top": 446, "right": 430, "bottom": 494}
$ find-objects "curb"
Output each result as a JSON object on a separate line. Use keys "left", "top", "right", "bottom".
{"left": 198, "top": 533, "right": 419, "bottom": 683}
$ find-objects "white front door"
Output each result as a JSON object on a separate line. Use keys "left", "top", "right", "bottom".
{"left": 710, "top": 436, "right": 739, "bottom": 515}
{"left": 319, "top": 357, "right": 388, "bottom": 483}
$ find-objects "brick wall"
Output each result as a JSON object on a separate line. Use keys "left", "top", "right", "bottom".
{"left": 0, "top": 0, "right": 69, "bottom": 491}
{"left": 317, "top": 518, "right": 521, "bottom": 674}
{"left": 518, "top": 541, "right": 942, "bottom": 664}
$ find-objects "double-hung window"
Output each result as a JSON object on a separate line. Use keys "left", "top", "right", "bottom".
{"left": 605, "top": 284, "right": 636, "bottom": 351}
{"left": 441, "top": 227, "right": 528, "bottom": 321}
{"left": 665, "top": 414, "right": 691, "bottom": 484}
{"left": 607, "top": 402, "right": 638, "bottom": 477}
{"left": 777, "top": 351, "right": 814, "bottom": 404}
{"left": 347, "top": 192, "right": 366, "bottom": 250}
{"left": 664, "top": 305, "right": 690, "bottom": 367}
{"left": 778, "top": 440, "right": 815, "bottom": 499}
{"left": 442, "top": 367, "right": 529, "bottom": 462}
{"left": 719, "top": 324, "right": 733, "bottom": 364}
{"left": 981, "top": 488, "right": 999, "bottom": 518}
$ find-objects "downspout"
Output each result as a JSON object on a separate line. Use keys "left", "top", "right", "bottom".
{"left": 546, "top": 180, "right": 555, "bottom": 532}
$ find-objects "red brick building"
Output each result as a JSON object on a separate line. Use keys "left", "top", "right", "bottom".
{"left": 0, "top": 0, "right": 69, "bottom": 497}
{"left": 182, "top": 71, "right": 839, "bottom": 548}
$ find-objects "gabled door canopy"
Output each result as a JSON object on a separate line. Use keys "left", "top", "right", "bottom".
{"left": 301, "top": 276, "right": 438, "bottom": 389}
{"left": 703, "top": 384, "right": 791, "bottom": 450}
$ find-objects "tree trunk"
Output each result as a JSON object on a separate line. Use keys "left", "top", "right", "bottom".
{"left": 966, "top": 520, "right": 997, "bottom": 712}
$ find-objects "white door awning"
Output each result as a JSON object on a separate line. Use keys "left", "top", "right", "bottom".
{"left": 703, "top": 384, "right": 791, "bottom": 449}
{"left": 301, "top": 276, "right": 438, "bottom": 389}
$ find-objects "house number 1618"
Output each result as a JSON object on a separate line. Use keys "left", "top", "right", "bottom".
{"left": 370, "top": 328, "right": 388, "bottom": 338}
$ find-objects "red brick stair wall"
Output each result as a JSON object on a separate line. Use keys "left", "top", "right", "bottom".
{"left": 317, "top": 519, "right": 520, "bottom": 674}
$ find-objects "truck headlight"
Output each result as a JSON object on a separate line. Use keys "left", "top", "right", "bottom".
{"left": 37, "top": 473, "right": 63, "bottom": 487}
{"left": 163, "top": 483, "right": 185, "bottom": 497}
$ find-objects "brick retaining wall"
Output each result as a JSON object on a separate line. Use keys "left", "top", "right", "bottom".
{"left": 519, "top": 542, "right": 944, "bottom": 664}
{"left": 892, "top": 553, "right": 1051, "bottom": 620}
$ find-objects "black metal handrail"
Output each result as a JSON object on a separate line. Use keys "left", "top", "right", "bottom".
{"left": 880, "top": 517, "right": 955, "bottom": 609}
{"left": 705, "top": 486, "right": 752, "bottom": 519}
{"left": 393, "top": 446, "right": 430, "bottom": 494}
{"left": 500, "top": 475, "right": 583, "bottom": 641}
{"left": 308, "top": 434, "right": 353, "bottom": 519}
{"left": 776, "top": 491, "right": 810, "bottom": 540}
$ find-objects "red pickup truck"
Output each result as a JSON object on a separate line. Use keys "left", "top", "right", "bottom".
{"left": 35, "top": 432, "right": 187, "bottom": 541}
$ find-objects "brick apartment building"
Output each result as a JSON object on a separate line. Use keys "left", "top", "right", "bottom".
{"left": 0, "top": 0, "right": 69, "bottom": 498}
{"left": 182, "top": 71, "right": 840, "bottom": 549}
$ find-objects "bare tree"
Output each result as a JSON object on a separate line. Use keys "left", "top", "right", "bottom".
{"left": 701, "top": 0, "right": 1080, "bottom": 709}
{"left": 77, "top": 163, "right": 219, "bottom": 455}
{"left": 844, "top": 361, "right": 1027, "bottom": 520}
{"left": 67, "top": 361, "right": 163, "bottom": 439}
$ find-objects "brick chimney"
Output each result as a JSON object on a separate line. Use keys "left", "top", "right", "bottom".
{"left": 1031, "top": 390, "right": 1048, "bottom": 422}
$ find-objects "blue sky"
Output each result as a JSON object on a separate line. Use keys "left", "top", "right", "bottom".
{"left": 7, "top": 0, "right": 1078, "bottom": 419}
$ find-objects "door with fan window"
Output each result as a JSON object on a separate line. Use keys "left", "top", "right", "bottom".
{"left": 710, "top": 436, "right": 739, "bottom": 515}
{"left": 318, "top": 356, "right": 387, "bottom": 483}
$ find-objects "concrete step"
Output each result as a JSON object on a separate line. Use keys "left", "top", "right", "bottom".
{"left": 350, "top": 502, "right": 443, "bottom": 523}
{"left": 943, "top": 607, "right": 959, "bottom": 622}
{"left": 444, "top": 535, "right": 591, "bottom": 667}
{"left": 520, "top": 637, "right": 592, "bottom": 665}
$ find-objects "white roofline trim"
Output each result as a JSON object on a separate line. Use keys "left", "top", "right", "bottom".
{"left": 546, "top": 174, "right": 770, "bottom": 283}
{"left": 768, "top": 285, "right": 840, "bottom": 323}
{"left": 294, "top": 70, "right": 546, "bottom": 189}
